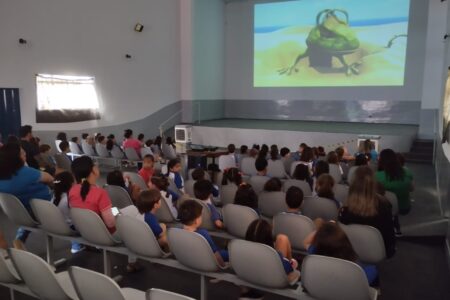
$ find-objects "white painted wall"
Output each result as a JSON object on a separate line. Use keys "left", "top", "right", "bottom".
{"left": 0, "top": 0, "right": 180, "bottom": 131}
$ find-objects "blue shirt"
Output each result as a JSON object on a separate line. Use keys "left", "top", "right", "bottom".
{"left": 278, "top": 252, "right": 294, "bottom": 274}
{"left": 195, "top": 229, "right": 229, "bottom": 261}
{"left": 144, "top": 212, "right": 163, "bottom": 238}
{"left": 207, "top": 203, "right": 222, "bottom": 223}
{"left": 0, "top": 166, "right": 51, "bottom": 210}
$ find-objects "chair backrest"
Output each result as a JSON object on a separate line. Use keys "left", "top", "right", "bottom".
{"left": 161, "top": 143, "right": 177, "bottom": 160}
{"left": 347, "top": 166, "right": 358, "bottom": 185}
{"left": 220, "top": 184, "right": 238, "bottom": 206}
{"left": 167, "top": 228, "right": 220, "bottom": 272}
{"left": 147, "top": 288, "right": 195, "bottom": 300}
{"left": 0, "top": 255, "right": 21, "bottom": 284}
{"left": 333, "top": 184, "right": 349, "bottom": 205}
{"left": 155, "top": 195, "right": 177, "bottom": 223}
{"left": 110, "top": 146, "right": 125, "bottom": 159}
{"left": 55, "top": 140, "right": 62, "bottom": 153}
{"left": 30, "top": 199, "right": 75, "bottom": 236}
{"left": 385, "top": 191, "right": 399, "bottom": 216}
{"left": 302, "top": 196, "right": 338, "bottom": 221}
{"left": 69, "top": 266, "right": 125, "bottom": 300}
{"left": 124, "top": 172, "right": 149, "bottom": 191}
{"left": 81, "top": 141, "right": 96, "bottom": 156}
{"left": 228, "top": 239, "right": 290, "bottom": 288}
{"left": 329, "top": 164, "right": 343, "bottom": 184}
{"left": 0, "top": 193, "right": 38, "bottom": 227}
{"left": 141, "top": 147, "right": 154, "bottom": 158}
{"left": 301, "top": 255, "right": 373, "bottom": 300}
{"left": 218, "top": 154, "right": 236, "bottom": 171}
{"left": 222, "top": 204, "right": 259, "bottom": 238}
{"left": 124, "top": 147, "right": 141, "bottom": 161}
{"left": 281, "top": 156, "right": 294, "bottom": 174}
{"left": 54, "top": 153, "right": 72, "bottom": 171}
{"left": 104, "top": 185, "right": 134, "bottom": 209}
{"left": 249, "top": 176, "right": 270, "bottom": 195}
{"left": 116, "top": 215, "right": 166, "bottom": 258}
{"left": 95, "top": 144, "right": 110, "bottom": 158}
{"left": 184, "top": 179, "right": 195, "bottom": 197}
{"left": 289, "top": 161, "right": 301, "bottom": 177}
{"left": 267, "top": 160, "right": 288, "bottom": 179}
{"left": 195, "top": 200, "right": 216, "bottom": 231}
{"left": 240, "top": 157, "right": 257, "bottom": 176}
{"left": 70, "top": 208, "right": 118, "bottom": 246}
{"left": 339, "top": 223, "right": 386, "bottom": 264}
{"left": 273, "top": 213, "right": 315, "bottom": 251}
{"left": 258, "top": 191, "right": 288, "bottom": 218}
{"left": 69, "top": 141, "right": 83, "bottom": 155}
{"left": 282, "top": 179, "right": 312, "bottom": 196}
{"left": 167, "top": 178, "right": 183, "bottom": 197}
{"left": 9, "top": 248, "right": 72, "bottom": 300}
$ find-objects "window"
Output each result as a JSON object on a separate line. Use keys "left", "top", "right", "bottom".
{"left": 36, "top": 74, "right": 100, "bottom": 123}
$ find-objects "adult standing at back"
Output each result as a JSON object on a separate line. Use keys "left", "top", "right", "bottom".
{"left": 0, "top": 143, "right": 53, "bottom": 249}
{"left": 122, "top": 129, "right": 141, "bottom": 158}
{"left": 19, "top": 125, "right": 40, "bottom": 169}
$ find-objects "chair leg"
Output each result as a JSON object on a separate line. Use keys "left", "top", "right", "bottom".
{"left": 103, "top": 249, "right": 112, "bottom": 276}
{"left": 200, "top": 275, "right": 207, "bottom": 300}
{"left": 46, "top": 235, "right": 66, "bottom": 267}
{"left": 9, "top": 288, "right": 15, "bottom": 300}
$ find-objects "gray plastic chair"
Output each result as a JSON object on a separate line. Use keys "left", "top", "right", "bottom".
{"left": 124, "top": 172, "right": 149, "bottom": 191}
{"left": 195, "top": 200, "right": 217, "bottom": 231}
{"left": 281, "top": 156, "right": 294, "bottom": 174}
{"left": 240, "top": 157, "right": 257, "bottom": 176}
{"left": 146, "top": 288, "right": 195, "bottom": 300}
{"left": 289, "top": 161, "right": 302, "bottom": 177}
{"left": 385, "top": 191, "right": 399, "bottom": 216}
{"left": 302, "top": 196, "right": 338, "bottom": 221}
{"left": 273, "top": 213, "right": 315, "bottom": 252}
{"left": 55, "top": 140, "right": 62, "bottom": 153}
{"left": 111, "top": 146, "right": 125, "bottom": 159}
{"left": 249, "top": 176, "right": 270, "bottom": 195}
{"left": 282, "top": 179, "right": 312, "bottom": 196}
{"left": 81, "top": 141, "right": 96, "bottom": 156}
{"left": 228, "top": 239, "right": 300, "bottom": 288}
{"left": 218, "top": 154, "right": 236, "bottom": 171}
{"left": 301, "top": 255, "right": 378, "bottom": 300}
{"left": 333, "top": 184, "right": 349, "bottom": 205}
{"left": 104, "top": 185, "right": 134, "bottom": 209}
{"left": 267, "top": 160, "right": 289, "bottom": 179}
{"left": 0, "top": 193, "right": 39, "bottom": 231}
{"left": 141, "top": 147, "right": 154, "bottom": 158}
{"left": 155, "top": 196, "right": 178, "bottom": 223}
{"left": 329, "top": 164, "right": 343, "bottom": 184}
{"left": 55, "top": 153, "right": 72, "bottom": 171}
{"left": 339, "top": 223, "right": 386, "bottom": 264}
{"left": 184, "top": 179, "right": 195, "bottom": 197}
{"left": 347, "top": 166, "right": 358, "bottom": 184}
{"left": 116, "top": 215, "right": 170, "bottom": 258}
{"left": 96, "top": 144, "right": 110, "bottom": 158}
{"left": 8, "top": 248, "right": 78, "bottom": 300}
{"left": 259, "top": 191, "right": 288, "bottom": 218}
{"left": 222, "top": 204, "right": 259, "bottom": 238}
{"left": 161, "top": 144, "right": 177, "bottom": 160}
{"left": 69, "top": 141, "right": 83, "bottom": 156}
{"left": 69, "top": 266, "right": 145, "bottom": 300}
{"left": 0, "top": 254, "right": 36, "bottom": 300}
{"left": 124, "top": 148, "right": 141, "bottom": 162}
{"left": 220, "top": 184, "right": 238, "bottom": 206}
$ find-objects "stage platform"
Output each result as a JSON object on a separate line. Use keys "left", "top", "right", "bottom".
{"left": 190, "top": 119, "right": 418, "bottom": 153}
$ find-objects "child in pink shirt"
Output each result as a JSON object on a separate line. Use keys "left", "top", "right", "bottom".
{"left": 122, "top": 129, "right": 141, "bottom": 157}
{"left": 138, "top": 154, "right": 155, "bottom": 186}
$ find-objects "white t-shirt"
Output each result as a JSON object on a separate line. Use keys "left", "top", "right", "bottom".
{"left": 161, "top": 190, "right": 178, "bottom": 219}
{"left": 52, "top": 193, "right": 71, "bottom": 225}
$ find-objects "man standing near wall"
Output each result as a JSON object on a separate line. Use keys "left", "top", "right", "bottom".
{"left": 19, "top": 125, "right": 40, "bottom": 169}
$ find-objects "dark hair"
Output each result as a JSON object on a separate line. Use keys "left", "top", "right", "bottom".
{"left": 56, "top": 132, "right": 67, "bottom": 141}
{"left": 227, "top": 144, "right": 236, "bottom": 154}
{"left": 270, "top": 149, "right": 278, "bottom": 161}
{"left": 19, "top": 125, "right": 32, "bottom": 138}
{"left": 396, "top": 152, "right": 405, "bottom": 167}
{"left": 234, "top": 183, "right": 258, "bottom": 209}
{"left": 81, "top": 133, "right": 89, "bottom": 139}
{"left": 280, "top": 147, "right": 290, "bottom": 157}
{"left": 137, "top": 133, "right": 144, "bottom": 141}
{"left": 136, "top": 190, "right": 161, "bottom": 214}
{"left": 221, "top": 168, "right": 242, "bottom": 186}
{"left": 191, "top": 168, "right": 205, "bottom": 181}
{"left": 71, "top": 137, "right": 79, "bottom": 143}
{"left": 39, "top": 144, "right": 51, "bottom": 153}
{"left": 315, "top": 160, "right": 329, "bottom": 177}
{"left": 317, "top": 146, "right": 325, "bottom": 155}
{"left": 286, "top": 186, "right": 303, "bottom": 209}
{"left": 194, "top": 179, "right": 213, "bottom": 200}
{"left": 252, "top": 144, "right": 260, "bottom": 151}
{"left": 259, "top": 144, "right": 269, "bottom": 158}
{"left": 145, "top": 139, "right": 154, "bottom": 147}
{"left": 97, "top": 136, "right": 105, "bottom": 144}
{"left": 378, "top": 149, "right": 404, "bottom": 181}
{"left": 179, "top": 200, "right": 203, "bottom": 225}
{"left": 106, "top": 170, "right": 126, "bottom": 189}
{"left": 316, "top": 174, "right": 335, "bottom": 199}
{"left": 255, "top": 157, "right": 268, "bottom": 172}
{"left": 293, "top": 164, "right": 311, "bottom": 181}
{"left": 143, "top": 154, "right": 154, "bottom": 162}
{"left": 335, "top": 147, "right": 344, "bottom": 160}
{"left": 245, "top": 219, "right": 274, "bottom": 248}
{"left": 312, "top": 222, "right": 357, "bottom": 262}
{"left": 106, "top": 139, "right": 114, "bottom": 151}
{"left": 355, "top": 153, "right": 368, "bottom": 166}
{"left": 0, "top": 143, "right": 24, "bottom": 179}
{"left": 154, "top": 136, "right": 162, "bottom": 146}
{"left": 263, "top": 177, "right": 282, "bottom": 192}
{"left": 300, "top": 143, "right": 307, "bottom": 149}
{"left": 59, "top": 141, "right": 69, "bottom": 152}
{"left": 240, "top": 145, "right": 248, "bottom": 154}
{"left": 107, "top": 134, "right": 115, "bottom": 140}
{"left": 71, "top": 156, "right": 95, "bottom": 201}
{"left": 151, "top": 176, "right": 170, "bottom": 191}
{"left": 327, "top": 151, "right": 339, "bottom": 164}
{"left": 53, "top": 171, "right": 74, "bottom": 206}
{"left": 166, "top": 136, "right": 174, "bottom": 145}
{"left": 167, "top": 158, "right": 181, "bottom": 175}
{"left": 300, "top": 147, "right": 313, "bottom": 162}
{"left": 124, "top": 129, "right": 133, "bottom": 139}
{"left": 6, "top": 135, "right": 19, "bottom": 144}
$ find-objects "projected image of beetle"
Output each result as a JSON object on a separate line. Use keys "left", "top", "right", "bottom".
{"left": 278, "top": 9, "right": 407, "bottom": 77}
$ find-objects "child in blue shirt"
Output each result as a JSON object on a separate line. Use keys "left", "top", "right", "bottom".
{"left": 166, "top": 159, "right": 185, "bottom": 193}
{"left": 191, "top": 168, "right": 219, "bottom": 198}
{"left": 194, "top": 179, "right": 223, "bottom": 229}
{"left": 285, "top": 186, "right": 303, "bottom": 214}
{"left": 178, "top": 200, "right": 228, "bottom": 266}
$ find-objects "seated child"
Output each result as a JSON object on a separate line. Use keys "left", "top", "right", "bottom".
{"left": 303, "top": 221, "right": 378, "bottom": 286}
{"left": 194, "top": 179, "right": 223, "bottom": 229}
{"left": 178, "top": 200, "right": 228, "bottom": 266}
{"left": 315, "top": 174, "right": 339, "bottom": 208}
{"left": 263, "top": 177, "right": 282, "bottom": 192}
{"left": 221, "top": 167, "right": 243, "bottom": 186}
{"left": 106, "top": 170, "right": 141, "bottom": 202}
{"left": 149, "top": 176, "right": 178, "bottom": 219}
{"left": 234, "top": 183, "right": 259, "bottom": 213}
{"left": 138, "top": 154, "right": 155, "bottom": 186}
{"left": 191, "top": 168, "right": 219, "bottom": 197}
{"left": 166, "top": 158, "right": 185, "bottom": 193}
{"left": 285, "top": 186, "right": 303, "bottom": 214}
{"left": 38, "top": 144, "right": 56, "bottom": 175}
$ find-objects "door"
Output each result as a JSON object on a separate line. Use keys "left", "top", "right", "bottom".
{"left": 0, "top": 88, "right": 22, "bottom": 143}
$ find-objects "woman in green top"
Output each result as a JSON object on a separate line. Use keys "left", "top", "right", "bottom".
{"left": 376, "top": 149, "right": 414, "bottom": 215}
